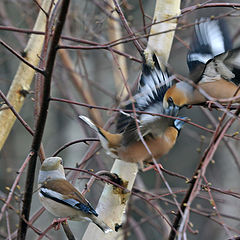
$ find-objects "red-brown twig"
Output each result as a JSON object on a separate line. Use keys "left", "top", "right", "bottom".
{"left": 0, "top": 39, "right": 44, "bottom": 74}
{"left": 50, "top": 96, "right": 240, "bottom": 140}
{"left": 112, "top": 0, "right": 143, "bottom": 54}
{"left": 0, "top": 151, "right": 34, "bottom": 221}
{"left": 52, "top": 138, "right": 99, "bottom": 156}
{"left": 0, "top": 90, "right": 34, "bottom": 136}
{"left": 37, "top": 223, "right": 55, "bottom": 240}
{"left": 169, "top": 106, "right": 240, "bottom": 240}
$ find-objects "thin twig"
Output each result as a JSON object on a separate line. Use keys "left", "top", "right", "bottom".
{"left": 0, "top": 151, "right": 34, "bottom": 221}
{"left": 0, "top": 90, "right": 34, "bottom": 135}
{"left": 50, "top": 96, "right": 240, "bottom": 140}
{"left": 169, "top": 107, "right": 240, "bottom": 240}
{"left": 0, "top": 39, "right": 44, "bottom": 74}
{"left": 5, "top": 211, "right": 11, "bottom": 240}
{"left": 112, "top": 0, "right": 143, "bottom": 54}
{"left": 52, "top": 138, "right": 99, "bottom": 156}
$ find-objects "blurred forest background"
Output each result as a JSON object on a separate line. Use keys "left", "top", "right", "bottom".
{"left": 0, "top": 0, "right": 240, "bottom": 239}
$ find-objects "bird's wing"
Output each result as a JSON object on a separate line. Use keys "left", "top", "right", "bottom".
{"left": 222, "top": 47, "right": 240, "bottom": 85}
{"left": 116, "top": 55, "right": 177, "bottom": 146}
{"left": 200, "top": 47, "right": 240, "bottom": 85}
{"left": 40, "top": 179, "right": 98, "bottom": 216}
{"left": 135, "top": 55, "right": 172, "bottom": 112}
{"left": 187, "top": 18, "right": 232, "bottom": 82}
{"left": 115, "top": 101, "right": 137, "bottom": 134}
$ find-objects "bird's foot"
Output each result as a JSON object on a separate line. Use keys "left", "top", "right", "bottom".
{"left": 206, "top": 100, "right": 217, "bottom": 111}
{"left": 152, "top": 163, "right": 163, "bottom": 172}
{"left": 142, "top": 163, "right": 163, "bottom": 172}
{"left": 52, "top": 217, "right": 69, "bottom": 230}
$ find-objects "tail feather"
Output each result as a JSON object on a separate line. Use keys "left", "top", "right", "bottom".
{"left": 91, "top": 215, "right": 113, "bottom": 233}
{"left": 79, "top": 115, "right": 98, "bottom": 132}
{"left": 79, "top": 115, "right": 122, "bottom": 159}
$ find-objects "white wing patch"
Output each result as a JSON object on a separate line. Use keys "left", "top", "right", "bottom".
{"left": 136, "top": 67, "right": 171, "bottom": 110}
{"left": 188, "top": 18, "right": 227, "bottom": 67}
{"left": 40, "top": 188, "right": 64, "bottom": 200}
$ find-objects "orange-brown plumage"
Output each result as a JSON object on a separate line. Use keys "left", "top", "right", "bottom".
{"left": 79, "top": 54, "right": 186, "bottom": 165}
{"left": 163, "top": 18, "right": 240, "bottom": 109}
{"left": 163, "top": 85, "right": 190, "bottom": 108}
{"left": 199, "top": 79, "right": 240, "bottom": 101}
{"left": 116, "top": 126, "right": 178, "bottom": 163}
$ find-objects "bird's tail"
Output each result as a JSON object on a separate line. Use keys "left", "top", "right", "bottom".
{"left": 79, "top": 115, "right": 98, "bottom": 132}
{"left": 91, "top": 215, "right": 113, "bottom": 233}
{"left": 79, "top": 115, "right": 122, "bottom": 158}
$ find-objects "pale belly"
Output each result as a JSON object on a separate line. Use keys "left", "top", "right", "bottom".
{"left": 39, "top": 195, "right": 90, "bottom": 221}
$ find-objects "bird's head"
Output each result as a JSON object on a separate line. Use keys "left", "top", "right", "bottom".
{"left": 41, "top": 157, "right": 63, "bottom": 171}
{"left": 163, "top": 84, "right": 189, "bottom": 109}
{"left": 38, "top": 157, "right": 65, "bottom": 183}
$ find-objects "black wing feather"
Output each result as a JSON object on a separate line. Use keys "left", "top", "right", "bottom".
{"left": 187, "top": 18, "right": 232, "bottom": 82}
{"left": 40, "top": 188, "right": 98, "bottom": 216}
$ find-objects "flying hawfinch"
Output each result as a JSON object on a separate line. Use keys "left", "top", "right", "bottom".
{"left": 163, "top": 18, "right": 240, "bottom": 108}
{"left": 79, "top": 54, "right": 186, "bottom": 164}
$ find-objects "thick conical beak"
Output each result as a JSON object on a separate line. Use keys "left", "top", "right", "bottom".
{"left": 174, "top": 117, "right": 188, "bottom": 130}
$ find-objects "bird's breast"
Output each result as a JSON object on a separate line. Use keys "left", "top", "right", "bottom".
{"left": 117, "top": 127, "right": 178, "bottom": 163}
{"left": 198, "top": 79, "right": 240, "bottom": 101}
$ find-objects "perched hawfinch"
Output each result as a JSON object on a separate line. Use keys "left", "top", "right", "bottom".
{"left": 38, "top": 157, "right": 112, "bottom": 233}
{"left": 163, "top": 18, "right": 240, "bottom": 108}
{"left": 79, "top": 54, "right": 186, "bottom": 164}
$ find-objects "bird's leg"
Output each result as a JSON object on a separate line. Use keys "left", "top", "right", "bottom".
{"left": 152, "top": 163, "right": 163, "bottom": 172}
{"left": 52, "top": 217, "right": 69, "bottom": 230}
{"left": 141, "top": 162, "right": 163, "bottom": 172}
{"left": 206, "top": 98, "right": 218, "bottom": 111}
{"left": 207, "top": 101, "right": 214, "bottom": 111}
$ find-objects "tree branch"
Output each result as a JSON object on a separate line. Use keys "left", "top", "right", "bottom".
{"left": 0, "top": 0, "right": 54, "bottom": 151}
{"left": 169, "top": 107, "right": 240, "bottom": 240}
{"left": 17, "top": 0, "right": 70, "bottom": 239}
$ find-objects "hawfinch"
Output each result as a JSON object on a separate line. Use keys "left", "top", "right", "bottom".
{"left": 163, "top": 18, "right": 240, "bottom": 108}
{"left": 38, "top": 157, "right": 112, "bottom": 233}
{"left": 79, "top": 54, "right": 186, "bottom": 164}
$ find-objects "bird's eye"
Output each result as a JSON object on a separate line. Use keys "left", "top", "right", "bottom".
{"left": 59, "top": 160, "right": 63, "bottom": 165}
{"left": 168, "top": 97, "right": 174, "bottom": 105}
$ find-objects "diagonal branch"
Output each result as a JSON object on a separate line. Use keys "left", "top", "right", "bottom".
{"left": 112, "top": 0, "right": 143, "bottom": 54}
{"left": 169, "top": 107, "right": 240, "bottom": 240}
{"left": 0, "top": 0, "right": 55, "bottom": 151}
